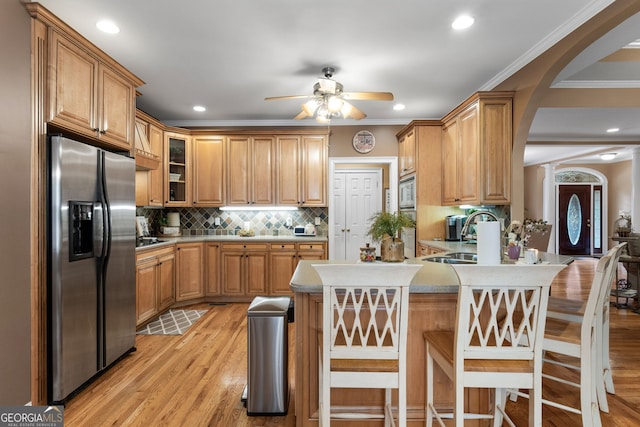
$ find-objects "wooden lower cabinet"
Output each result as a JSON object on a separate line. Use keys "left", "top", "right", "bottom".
{"left": 136, "top": 245, "right": 175, "bottom": 326}
{"left": 270, "top": 242, "right": 327, "bottom": 296}
{"left": 175, "top": 243, "right": 204, "bottom": 301}
{"left": 269, "top": 243, "right": 298, "bottom": 295}
{"left": 138, "top": 240, "right": 327, "bottom": 311}
{"left": 157, "top": 252, "right": 176, "bottom": 311}
{"left": 136, "top": 257, "right": 158, "bottom": 325}
{"left": 205, "top": 242, "right": 221, "bottom": 296}
{"left": 220, "top": 243, "right": 269, "bottom": 297}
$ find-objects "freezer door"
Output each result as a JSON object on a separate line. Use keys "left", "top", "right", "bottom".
{"left": 49, "top": 136, "right": 100, "bottom": 402}
{"left": 101, "top": 150, "right": 136, "bottom": 367}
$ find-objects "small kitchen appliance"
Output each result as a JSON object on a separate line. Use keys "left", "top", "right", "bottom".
{"left": 293, "top": 224, "right": 316, "bottom": 236}
{"left": 445, "top": 215, "right": 467, "bottom": 241}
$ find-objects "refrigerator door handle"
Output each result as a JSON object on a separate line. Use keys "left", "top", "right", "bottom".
{"left": 93, "top": 202, "right": 105, "bottom": 258}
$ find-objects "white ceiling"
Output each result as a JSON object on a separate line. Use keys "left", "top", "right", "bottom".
{"left": 35, "top": 0, "right": 640, "bottom": 166}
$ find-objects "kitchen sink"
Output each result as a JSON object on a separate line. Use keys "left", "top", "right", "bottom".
{"left": 447, "top": 252, "right": 477, "bottom": 261}
{"left": 423, "top": 252, "right": 477, "bottom": 264}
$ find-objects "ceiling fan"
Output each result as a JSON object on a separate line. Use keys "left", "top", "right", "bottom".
{"left": 265, "top": 67, "right": 394, "bottom": 122}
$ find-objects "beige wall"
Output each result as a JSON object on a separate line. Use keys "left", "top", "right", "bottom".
{"left": 523, "top": 165, "right": 545, "bottom": 220}
{"left": 327, "top": 125, "right": 403, "bottom": 158}
{"left": 0, "top": 0, "right": 32, "bottom": 404}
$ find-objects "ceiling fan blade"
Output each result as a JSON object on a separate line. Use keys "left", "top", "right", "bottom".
{"left": 264, "top": 95, "right": 314, "bottom": 101}
{"left": 293, "top": 110, "right": 309, "bottom": 120}
{"left": 341, "top": 101, "right": 366, "bottom": 120}
{"left": 342, "top": 91, "right": 394, "bottom": 101}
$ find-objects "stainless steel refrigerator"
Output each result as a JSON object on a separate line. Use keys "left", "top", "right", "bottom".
{"left": 47, "top": 135, "right": 136, "bottom": 403}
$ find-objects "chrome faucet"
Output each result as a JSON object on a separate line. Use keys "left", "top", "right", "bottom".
{"left": 460, "top": 211, "right": 501, "bottom": 240}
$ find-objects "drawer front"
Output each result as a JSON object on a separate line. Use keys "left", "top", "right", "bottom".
{"left": 136, "top": 245, "right": 174, "bottom": 262}
{"left": 271, "top": 243, "right": 296, "bottom": 251}
{"left": 221, "top": 242, "right": 269, "bottom": 251}
{"left": 297, "top": 243, "right": 325, "bottom": 251}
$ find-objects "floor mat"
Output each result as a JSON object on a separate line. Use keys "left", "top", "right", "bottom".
{"left": 136, "top": 309, "right": 207, "bottom": 335}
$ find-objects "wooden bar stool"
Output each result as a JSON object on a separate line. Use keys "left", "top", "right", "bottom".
{"left": 424, "top": 264, "right": 565, "bottom": 427}
{"left": 546, "top": 243, "right": 626, "bottom": 412}
{"left": 313, "top": 263, "right": 422, "bottom": 427}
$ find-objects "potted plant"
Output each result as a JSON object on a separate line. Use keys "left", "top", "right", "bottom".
{"left": 367, "top": 211, "right": 416, "bottom": 262}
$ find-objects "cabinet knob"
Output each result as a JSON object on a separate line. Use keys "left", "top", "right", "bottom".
{"left": 99, "top": 129, "right": 107, "bottom": 135}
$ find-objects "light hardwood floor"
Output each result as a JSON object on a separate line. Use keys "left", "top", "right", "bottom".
{"left": 62, "top": 259, "right": 640, "bottom": 426}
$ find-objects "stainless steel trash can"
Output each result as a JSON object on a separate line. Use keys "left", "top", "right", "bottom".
{"left": 246, "top": 296, "right": 290, "bottom": 415}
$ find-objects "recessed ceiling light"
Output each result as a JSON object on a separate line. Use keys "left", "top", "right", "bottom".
{"left": 606, "top": 127, "right": 620, "bottom": 133}
{"left": 96, "top": 20, "right": 120, "bottom": 34}
{"left": 452, "top": 15, "right": 474, "bottom": 30}
{"left": 393, "top": 103, "right": 405, "bottom": 111}
{"left": 600, "top": 153, "right": 617, "bottom": 161}
{"left": 193, "top": 106, "right": 206, "bottom": 112}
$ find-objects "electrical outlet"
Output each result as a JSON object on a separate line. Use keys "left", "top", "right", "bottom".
{"left": 214, "top": 217, "right": 220, "bottom": 226}
{"left": 286, "top": 216, "right": 292, "bottom": 227}
{"left": 315, "top": 217, "right": 321, "bottom": 225}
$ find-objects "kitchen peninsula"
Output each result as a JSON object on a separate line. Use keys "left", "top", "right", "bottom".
{"left": 290, "top": 252, "right": 573, "bottom": 426}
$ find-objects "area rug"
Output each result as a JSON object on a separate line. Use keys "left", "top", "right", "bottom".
{"left": 137, "top": 309, "right": 207, "bottom": 335}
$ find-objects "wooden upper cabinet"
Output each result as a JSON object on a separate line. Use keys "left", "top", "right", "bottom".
{"left": 193, "top": 135, "right": 226, "bottom": 206}
{"left": 135, "top": 115, "right": 164, "bottom": 207}
{"left": 300, "top": 135, "right": 327, "bottom": 207}
{"left": 165, "top": 132, "right": 191, "bottom": 207}
{"left": 252, "top": 136, "right": 276, "bottom": 205}
{"left": 276, "top": 136, "right": 301, "bottom": 206}
{"left": 441, "top": 119, "right": 458, "bottom": 205}
{"left": 457, "top": 104, "right": 480, "bottom": 204}
{"left": 226, "top": 136, "right": 275, "bottom": 206}
{"left": 441, "top": 92, "right": 512, "bottom": 206}
{"left": 147, "top": 124, "right": 165, "bottom": 206}
{"left": 47, "top": 29, "right": 140, "bottom": 152}
{"left": 98, "top": 64, "right": 134, "bottom": 148}
{"left": 398, "top": 129, "right": 416, "bottom": 177}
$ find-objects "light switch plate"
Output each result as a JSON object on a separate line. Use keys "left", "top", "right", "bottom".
{"left": 315, "top": 217, "right": 321, "bottom": 225}
{"left": 214, "top": 217, "right": 220, "bottom": 226}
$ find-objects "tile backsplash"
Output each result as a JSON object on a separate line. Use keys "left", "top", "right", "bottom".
{"left": 137, "top": 207, "right": 328, "bottom": 237}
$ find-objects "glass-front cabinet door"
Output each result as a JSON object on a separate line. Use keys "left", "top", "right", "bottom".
{"left": 165, "top": 132, "right": 190, "bottom": 206}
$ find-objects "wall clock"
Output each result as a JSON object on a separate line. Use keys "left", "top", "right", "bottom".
{"left": 352, "top": 130, "right": 375, "bottom": 154}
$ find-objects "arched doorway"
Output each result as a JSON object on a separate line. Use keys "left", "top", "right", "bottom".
{"left": 554, "top": 168, "right": 608, "bottom": 256}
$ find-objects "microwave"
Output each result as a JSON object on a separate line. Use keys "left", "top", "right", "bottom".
{"left": 399, "top": 176, "right": 416, "bottom": 210}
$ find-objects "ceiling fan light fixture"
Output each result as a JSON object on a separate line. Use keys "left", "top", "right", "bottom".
{"left": 302, "top": 100, "right": 318, "bottom": 116}
{"left": 327, "top": 96, "right": 343, "bottom": 113}
{"left": 600, "top": 153, "right": 617, "bottom": 161}
{"left": 318, "top": 78, "right": 337, "bottom": 95}
{"left": 316, "top": 114, "right": 331, "bottom": 123}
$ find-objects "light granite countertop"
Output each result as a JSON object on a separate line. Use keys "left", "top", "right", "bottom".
{"left": 418, "top": 239, "right": 574, "bottom": 266}
{"left": 136, "top": 234, "right": 327, "bottom": 251}
{"left": 289, "top": 241, "right": 573, "bottom": 294}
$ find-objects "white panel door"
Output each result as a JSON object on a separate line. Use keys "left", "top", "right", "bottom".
{"left": 332, "top": 170, "right": 382, "bottom": 260}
